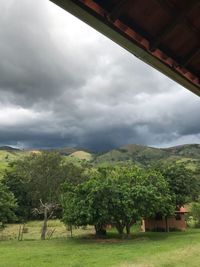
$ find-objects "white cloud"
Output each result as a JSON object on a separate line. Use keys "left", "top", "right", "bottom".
{"left": 0, "top": 106, "right": 50, "bottom": 127}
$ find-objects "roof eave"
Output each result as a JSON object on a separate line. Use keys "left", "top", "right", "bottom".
{"left": 50, "top": 0, "right": 200, "bottom": 97}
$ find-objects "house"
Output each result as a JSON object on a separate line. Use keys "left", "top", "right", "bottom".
{"left": 141, "top": 207, "right": 188, "bottom": 232}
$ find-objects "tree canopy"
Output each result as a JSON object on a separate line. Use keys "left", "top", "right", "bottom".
{"left": 154, "top": 162, "right": 199, "bottom": 206}
{"left": 61, "top": 166, "right": 174, "bottom": 236}
{"left": 3, "top": 152, "right": 85, "bottom": 221}
{"left": 0, "top": 182, "right": 17, "bottom": 229}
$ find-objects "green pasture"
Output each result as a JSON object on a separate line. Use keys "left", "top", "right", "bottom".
{"left": 0, "top": 221, "right": 200, "bottom": 267}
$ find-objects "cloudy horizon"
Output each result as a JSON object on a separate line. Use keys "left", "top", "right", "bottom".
{"left": 0, "top": 0, "right": 200, "bottom": 152}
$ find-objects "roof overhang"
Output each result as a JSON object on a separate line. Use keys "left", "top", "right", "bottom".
{"left": 50, "top": 0, "right": 200, "bottom": 97}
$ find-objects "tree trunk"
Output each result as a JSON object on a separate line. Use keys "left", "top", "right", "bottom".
{"left": 165, "top": 216, "right": 169, "bottom": 233}
{"left": 41, "top": 206, "right": 48, "bottom": 240}
{"left": 94, "top": 224, "right": 107, "bottom": 237}
{"left": 125, "top": 225, "right": 131, "bottom": 235}
{"left": 115, "top": 223, "right": 124, "bottom": 237}
{"left": 126, "top": 220, "right": 134, "bottom": 236}
{"left": 69, "top": 224, "right": 73, "bottom": 238}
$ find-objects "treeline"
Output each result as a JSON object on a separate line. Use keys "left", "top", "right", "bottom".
{"left": 0, "top": 152, "right": 200, "bottom": 237}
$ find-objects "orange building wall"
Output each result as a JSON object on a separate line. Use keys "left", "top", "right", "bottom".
{"left": 143, "top": 214, "right": 187, "bottom": 232}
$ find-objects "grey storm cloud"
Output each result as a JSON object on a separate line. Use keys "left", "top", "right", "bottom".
{"left": 0, "top": 0, "right": 200, "bottom": 151}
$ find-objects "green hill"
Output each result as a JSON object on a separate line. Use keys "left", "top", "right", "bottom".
{"left": 0, "top": 149, "right": 28, "bottom": 178}
{"left": 163, "top": 144, "right": 200, "bottom": 158}
{"left": 69, "top": 150, "right": 92, "bottom": 161}
{"left": 0, "top": 144, "right": 200, "bottom": 176}
{"left": 94, "top": 144, "right": 168, "bottom": 165}
{"left": 0, "top": 146, "right": 20, "bottom": 151}
{"left": 0, "top": 147, "right": 93, "bottom": 177}
{"left": 49, "top": 147, "right": 78, "bottom": 156}
{"left": 93, "top": 144, "right": 200, "bottom": 169}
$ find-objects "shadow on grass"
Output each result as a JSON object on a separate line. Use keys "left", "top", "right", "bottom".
{"left": 61, "top": 228, "right": 200, "bottom": 246}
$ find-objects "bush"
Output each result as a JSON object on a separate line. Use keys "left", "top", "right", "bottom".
{"left": 190, "top": 202, "right": 200, "bottom": 228}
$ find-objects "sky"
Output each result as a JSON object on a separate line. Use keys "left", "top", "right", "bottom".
{"left": 0, "top": 0, "right": 200, "bottom": 151}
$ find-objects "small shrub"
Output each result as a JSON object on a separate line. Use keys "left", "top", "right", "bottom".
{"left": 190, "top": 202, "right": 200, "bottom": 228}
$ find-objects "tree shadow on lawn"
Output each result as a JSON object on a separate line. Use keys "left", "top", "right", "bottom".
{"left": 64, "top": 229, "right": 200, "bottom": 245}
{"left": 62, "top": 232, "right": 168, "bottom": 245}
{"left": 43, "top": 228, "right": 200, "bottom": 249}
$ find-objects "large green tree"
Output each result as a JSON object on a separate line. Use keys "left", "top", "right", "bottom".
{"left": 3, "top": 152, "right": 84, "bottom": 238}
{"left": 3, "top": 165, "right": 31, "bottom": 221}
{"left": 0, "top": 182, "right": 17, "bottom": 229}
{"left": 23, "top": 152, "right": 71, "bottom": 205}
{"left": 4, "top": 152, "right": 84, "bottom": 212}
{"left": 61, "top": 166, "right": 174, "bottom": 236}
{"left": 155, "top": 163, "right": 199, "bottom": 206}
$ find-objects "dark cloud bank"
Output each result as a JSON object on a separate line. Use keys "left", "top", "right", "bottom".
{"left": 0, "top": 0, "right": 200, "bottom": 152}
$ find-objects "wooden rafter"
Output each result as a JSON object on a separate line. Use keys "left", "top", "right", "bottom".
{"left": 155, "top": 0, "right": 200, "bottom": 37}
{"left": 108, "top": 0, "right": 129, "bottom": 22}
{"left": 50, "top": 0, "right": 200, "bottom": 96}
{"left": 150, "top": 0, "right": 199, "bottom": 51}
{"left": 155, "top": 0, "right": 173, "bottom": 14}
{"left": 182, "top": 47, "right": 200, "bottom": 67}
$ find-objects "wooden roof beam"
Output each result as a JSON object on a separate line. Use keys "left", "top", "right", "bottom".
{"left": 155, "top": 0, "right": 200, "bottom": 45}
{"left": 107, "top": 0, "right": 129, "bottom": 22}
{"left": 155, "top": 0, "right": 173, "bottom": 14}
{"left": 181, "top": 46, "right": 200, "bottom": 67}
{"left": 150, "top": 0, "right": 199, "bottom": 52}
{"left": 50, "top": 0, "right": 200, "bottom": 96}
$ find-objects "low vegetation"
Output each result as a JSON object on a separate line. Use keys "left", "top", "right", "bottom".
{"left": 0, "top": 145, "right": 200, "bottom": 266}
{"left": 0, "top": 222, "right": 200, "bottom": 267}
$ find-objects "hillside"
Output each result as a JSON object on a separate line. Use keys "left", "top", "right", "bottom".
{"left": 0, "top": 144, "right": 200, "bottom": 176}
{"left": 163, "top": 144, "right": 200, "bottom": 158}
{"left": 0, "top": 146, "right": 20, "bottom": 151}
{"left": 69, "top": 150, "right": 92, "bottom": 161}
{"left": 93, "top": 144, "right": 200, "bottom": 169}
{"left": 0, "top": 149, "right": 28, "bottom": 177}
{"left": 49, "top": 147, "right": 78, "bottom": 156}
{"left": 93, "top": 144, "right": 168, "bottom": 165}
{"left": 0, "top": 147, "right": 92, "bottom": 176}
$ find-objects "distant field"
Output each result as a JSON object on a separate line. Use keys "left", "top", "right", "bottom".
{"left": 0, "top": 221, "right": 200, "bottom": 267}
{"left": 0, "top": 220, "right": 94, "bottom": 241}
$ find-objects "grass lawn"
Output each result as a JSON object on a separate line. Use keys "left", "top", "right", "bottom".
{"left": 0, "top": 222, "right": 200, "bottom": 267}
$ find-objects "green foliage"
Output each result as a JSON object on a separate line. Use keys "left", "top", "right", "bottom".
{"left": 0, "top": 149, "right": 30, "bottom": 178}
{"left": 1, "top": 145, "right": 200, "bottom": 229}
{"left": 190, "top": 202, "right": 200, "bottom": 227}
{"left": 3, "top": 166, "right": 31, "bottom": 221}
{"left": 3, "top": 152, "right": 85, "bottom": 221}
{"left": 19, "top": 152, "right": 68, "bottom": 204}
{"left": 61, "top": 166, "right": 174, "bottom": 236}
{"left": 155, "top": 162, "right": 199, "bottom": 205}
{"left": 0, "top": 182, "right": 17, "bottom": 228}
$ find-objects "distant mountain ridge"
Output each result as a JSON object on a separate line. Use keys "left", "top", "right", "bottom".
{"left": 163, "top": 144, "right": 200, "bottom": 157}
{"left": 93, "top": 144, "right": 200, "bottom": 167}
{"left": 0, "top": 146, "right": 20, "bottom": 151}
{"left": 0, "top": 144, "right": 200, "bottom": 173}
